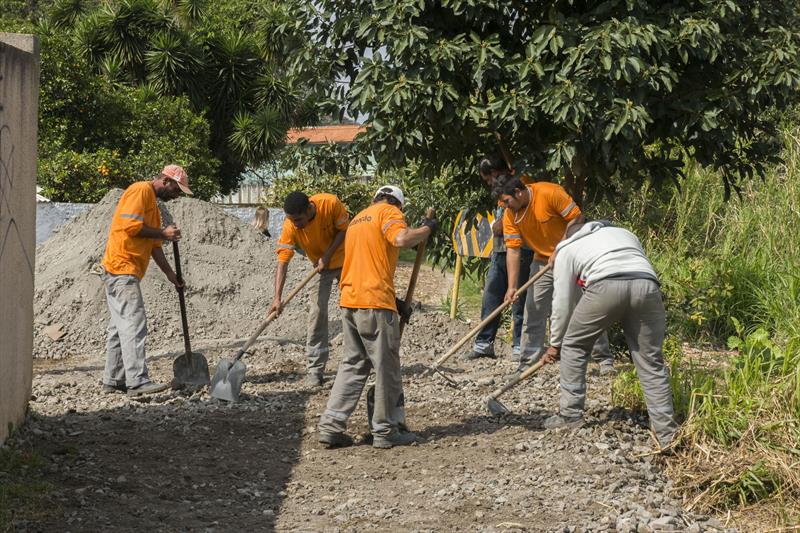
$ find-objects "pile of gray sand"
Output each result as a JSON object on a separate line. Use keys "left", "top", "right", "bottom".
{"left": 33, "top": 189, "right": 338, "bottom": 359}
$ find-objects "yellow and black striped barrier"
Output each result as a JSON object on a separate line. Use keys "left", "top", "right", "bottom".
{"left": 450, "top": 210, "right": 495, "bottom": 259}
{"left": 449, "top": 210, "right": 497, "bottom": 318}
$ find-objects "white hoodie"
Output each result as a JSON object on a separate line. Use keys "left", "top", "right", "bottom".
{"left": 549, "top": 221, "right": 659, "bottom": 347}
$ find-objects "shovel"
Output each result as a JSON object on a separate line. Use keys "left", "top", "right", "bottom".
{"left": 209, "top": 267, "right": 320, "bottom": 402}
{"left": 485, "top": 358, "right": 548, "bottom": 415}
{"left": 171, "top": 241, "right": 211, "bottom": 386}
{"left": 423, "top": 264, "right": 552, "bottom": 386}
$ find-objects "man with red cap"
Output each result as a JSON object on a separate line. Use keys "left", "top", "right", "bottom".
{"left": 99, "top": 164, "right": 192, "bottom": 396}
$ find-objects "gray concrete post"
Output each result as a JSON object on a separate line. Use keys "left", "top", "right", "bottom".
{"left": 0, "top": 33, "right": 39, "bottom": 443}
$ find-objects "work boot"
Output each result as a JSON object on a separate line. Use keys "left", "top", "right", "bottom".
{"left": 543, "top": 414, "right": 585, "bottom": 430}
{"left": 101, "top": 382, "right": 127, "bottom": 394}
{"left": 504, "top": 361, "right": 532, "bottom": 382}
{"left": 126, "top": 382, "right": 169, "bottom": 397}
{"left": 319, "top": 432, "right": 354, "bottom": 449}
{"left": 304, "top": 373, "right": 323, "bottom": 388}
{"left": 373, "top": 430, "right": 417, "bottom": 449}
{"left": 599, "top": 362, "right": 616, "bottom": 376}
{"left": 461, "top": 350, "right": 496, "bottom": 361}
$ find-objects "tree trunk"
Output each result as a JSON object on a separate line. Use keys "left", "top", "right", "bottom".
{"left": 564, "top": 154, "right": 586, "bottom": 208}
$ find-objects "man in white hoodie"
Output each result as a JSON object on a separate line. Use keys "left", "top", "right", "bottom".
{"left": 542, "top": 221, "right": 679, "bottom": 448}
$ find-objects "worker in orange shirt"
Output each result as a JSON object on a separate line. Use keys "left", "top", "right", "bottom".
{"left": 494, "top": 173, "right": 610, "bottom": 378}
{"left": 318, "top": 186, "right": 437, "bottom": 449}
{"left": 100, "top": 165, "right": 191, "bottom": 396}
{"left": 268, "top": 191, "right": 350, "bottom": 387}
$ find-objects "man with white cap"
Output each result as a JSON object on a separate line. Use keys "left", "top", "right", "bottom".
{"left": 318, "top": 186, "right": 437, "bottom": 449}
{"left": 99, "top": 164, "right": 192, "bottom": 396}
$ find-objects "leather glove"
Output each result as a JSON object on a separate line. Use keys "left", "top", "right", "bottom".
{"left": 419, "top": 216, "right": 439, "bottom": 236}
{"left": 395, "top": 297, "right": 413, "bottom": 322}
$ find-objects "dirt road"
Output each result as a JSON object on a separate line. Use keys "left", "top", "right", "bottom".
{"left": 7, "top": 286, "right": 733, "bottom": 532}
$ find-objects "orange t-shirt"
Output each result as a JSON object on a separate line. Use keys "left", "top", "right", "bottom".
{"left": 339, "top": 202, "right": 407, "bottom": 311}
{"left": 101, "top": 181, "right": 162, "bottom": 279}
{"left": 277, "top": 193, "right": 349, "bottom": 269}
{"left": 503, "top": 182, "right": 581, "bottom": 261}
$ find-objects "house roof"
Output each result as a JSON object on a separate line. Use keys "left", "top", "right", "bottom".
{"left": 285, "top": 124, "right": 366, "bottom": 145}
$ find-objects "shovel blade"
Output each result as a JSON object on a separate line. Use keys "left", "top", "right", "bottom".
{"left": 485, "top": 396, "right": 510, "bottom": 416}
{"left": 173, "top": 351, "right": 210, "bottom": 386}
{"left": 209, "top": 358, "right": 247, "bottom": 402}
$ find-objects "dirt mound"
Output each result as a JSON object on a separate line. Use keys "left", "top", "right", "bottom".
{"left": 34, "top": 189, "right": 335, "bottom": 359}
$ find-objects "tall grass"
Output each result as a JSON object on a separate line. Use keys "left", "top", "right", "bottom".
{"left": 604, "top": 129, "right": 800, "bottom": 528}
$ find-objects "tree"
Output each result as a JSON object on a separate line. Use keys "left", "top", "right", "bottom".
{"left": 285, "top": 0, "right": 800, "bottom": 204}
{"left": 46, "top": 0, "right": 327, "bottom": 193}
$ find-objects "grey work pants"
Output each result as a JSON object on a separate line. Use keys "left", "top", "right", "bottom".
{"left": 101, "top": 272, "right": 150, "bottom": 388}
{"left": 318, "top": 308, "right": 405, "bottom": 439}
{"left": 558, "top": 278, "right": 679, "bottom": 446}
{"left": 307, "top": 267, "right": 341, "bottom": 377}
{"left": 520, "top": 260, "right": 611, "bottom": 365}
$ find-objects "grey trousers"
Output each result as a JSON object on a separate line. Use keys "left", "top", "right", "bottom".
{"left": 520, "top": 260, "right": 611, "bottom": 365}
{"left": 558, "top": 278, "right": 679, "bottom": 446}
{"left": 318, "top": 308, "right": 405, "bottom": 438}
{"left": 307, "top": 267, "right": 341, "bottom": 377}
{"left": 101, "top": 272, "right": 150, "bottom": 388}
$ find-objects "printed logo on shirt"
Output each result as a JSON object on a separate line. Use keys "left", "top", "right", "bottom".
{"left": 350, "top": 215, "right": 373, "bottom": 226}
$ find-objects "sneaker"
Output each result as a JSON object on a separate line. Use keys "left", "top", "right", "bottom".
{"left": 304, "top": 373, "right": 324, "bottom": 388}
{"left": 102, "top": 383, "right": 127, "bottom": 394}
{"left": 126, "top": 382, "right": 169, "bottom": 397}
{"left": 543, "top": 414, "right": 585, "bottom": 430}
{"left": 510, "top": 350, "right": 521, "bottom": 362}
{"left": 373, "top": 430, "right": 417, "bottom": 449}
{"left": 319, "top": 432, "right": 354, "bottom": 449}
{"left": 461, "top": 350, "right": 496, "bottom": 361}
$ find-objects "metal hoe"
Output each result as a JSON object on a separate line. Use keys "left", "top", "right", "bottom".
{"left": 485, "top": 358, "right": 548, "bottom": 415}
{"left": 209, "top": 268, "right": 320, "bottom": 402}
{"left": 171, "top": 241, "right": 211, "bottom": 386}
{"left": 423, "top": 264, "right": 552, "bottom": 386}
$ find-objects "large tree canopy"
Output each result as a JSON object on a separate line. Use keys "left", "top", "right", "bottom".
{"left": 287, "top": 0, "right": 800, "bottom": 201}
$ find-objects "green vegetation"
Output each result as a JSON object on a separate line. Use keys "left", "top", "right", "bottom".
{"left": 603, "top": 130, "right": 800, "bottom": 527}
{"left": 288, "top": 0, "right": 800, "bottom": 203}
{"left": 0, "top": 447, "right": 54, "bottom": 531}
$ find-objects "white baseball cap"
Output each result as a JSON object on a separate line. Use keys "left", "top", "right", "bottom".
{"left": 374, "top": 185, "right": 405, "bottom": 207}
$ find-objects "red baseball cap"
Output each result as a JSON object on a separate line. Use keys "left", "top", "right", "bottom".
{"left": 161, "top": 164, "right": 193, "bottom": 195}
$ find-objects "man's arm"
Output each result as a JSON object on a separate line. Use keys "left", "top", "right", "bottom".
{"left": 504, "top": 247, "right": 521, "bottom": 303}
{"left": 393, "top": 226, "right": 431, "bottom": 248}
{"left": 317, "top": 228, "right": 346, "bottom": 270}
{"left": 151, "top": 247, "right": 181, "bottom": 287}
{"left": 138, "top": 224, "right": 180, "bottom": 241}
{"left": 268, "top": 261, "right": 290, "bottom": 317}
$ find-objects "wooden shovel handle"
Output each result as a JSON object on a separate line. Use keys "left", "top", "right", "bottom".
{"left": 235, "top": 268, "right": 320, "bottom": 361}
{"left": 428, "top": 263, "right": 552, "bottom": 372}
{"left": 487, "top": 358, "right": 548, "bottom": 401}
{"left": 172, "top": 241, "right": 192, "bottom": 356}
{"left": 400, "top": 207, "right": 435, "bottom": 336}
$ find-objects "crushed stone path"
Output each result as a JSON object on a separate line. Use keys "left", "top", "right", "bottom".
{"left": 8, "top": 308, "right": 735, "bottom": 533}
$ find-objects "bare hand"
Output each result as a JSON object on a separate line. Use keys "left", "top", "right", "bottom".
{"left": 161, "top": 224, "right": 181, "bottom": 242}
{"left": 268, "top": 298, "right": 283, "bottom": 318}
{"left": 547, "top": 252, "right": 557, "bottom": 268}
{"left": 543, "top": 346, "right": 560, "bottom": 364}
{"left": 167, "top": 271, "right": 184, "bottom": 289}
{"left": 492, "top": 219, "right": 503, "bottom": 237}
{"left": 503, "top": 287, "right": 517, "bottom": 304}
{"left": 316, "top": 257, "right": 328, "bottom": 271}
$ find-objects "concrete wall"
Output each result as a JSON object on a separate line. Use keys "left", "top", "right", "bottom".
{"left": 0, "top": 33, "right": 39, "bottom": 444}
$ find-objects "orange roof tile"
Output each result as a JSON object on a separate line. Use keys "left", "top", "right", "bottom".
{"left": 285, "top": 124, "right": 366, "bottom": 145}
